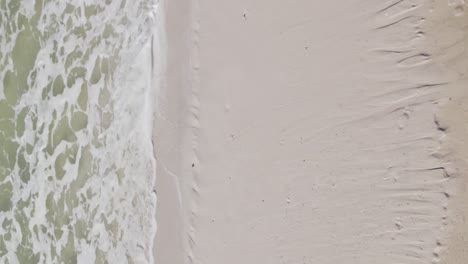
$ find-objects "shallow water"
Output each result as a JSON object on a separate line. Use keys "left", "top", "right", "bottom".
{"left": 0, "top": 0, "right": 158, "bottom": 263}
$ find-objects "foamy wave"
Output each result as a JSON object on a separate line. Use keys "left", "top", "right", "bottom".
{"left": 0, "top": 0, "right": 160, "bottom": 263}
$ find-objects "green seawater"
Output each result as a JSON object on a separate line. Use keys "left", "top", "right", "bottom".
{"left": 0, "top": 0, "right": 158, "bottom": 263}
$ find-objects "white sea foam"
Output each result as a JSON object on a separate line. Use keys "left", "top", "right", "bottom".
{"left": 0, "top": 0, "right": 161, "bottom": 263}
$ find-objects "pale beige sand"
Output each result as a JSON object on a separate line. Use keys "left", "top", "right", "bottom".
{"left": 154, "top": 0, "right": 468, "bottom": 263}
{"left": 152, "top": 0, "right": 189, "bottom": 263}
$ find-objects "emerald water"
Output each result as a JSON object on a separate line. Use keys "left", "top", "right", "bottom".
{"left": 0, "top": 0, "right": 159, "bottom": 263}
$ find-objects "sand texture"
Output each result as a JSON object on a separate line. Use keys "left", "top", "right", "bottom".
{"left": 154, "top": 0, "right": 468, "bottom": 263}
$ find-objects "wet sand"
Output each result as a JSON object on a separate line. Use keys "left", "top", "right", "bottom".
{"left": 154, "top": 1, "right": 468, "bottom": 263}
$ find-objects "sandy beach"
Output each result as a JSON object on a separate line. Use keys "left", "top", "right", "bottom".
{"left": 153, "top": 1, "right": 468, "bottom": 263}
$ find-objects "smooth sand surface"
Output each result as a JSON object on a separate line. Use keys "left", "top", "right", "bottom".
{"left": 154, "top": 1, "right": 468, "bottom": 263}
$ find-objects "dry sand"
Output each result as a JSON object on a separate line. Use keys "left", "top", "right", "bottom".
{"left": 153, "top": 0, "right": 468, "bottom": 263}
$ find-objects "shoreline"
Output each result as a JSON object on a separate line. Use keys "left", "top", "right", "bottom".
{"left": 153, "top": 1, "right": 468, "bottom": 263}
{"left": 152, "top": 0, "right": 191, "bottom": 263}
